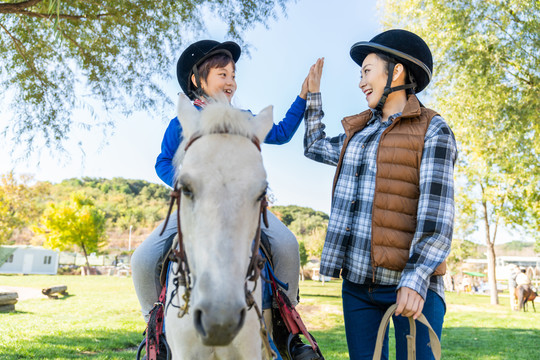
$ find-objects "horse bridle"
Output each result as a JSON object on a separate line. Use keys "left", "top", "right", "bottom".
{"left": 159, "top": 130, "right": 273, "bottom": 356}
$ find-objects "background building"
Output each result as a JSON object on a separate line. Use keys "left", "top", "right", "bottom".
{"left": 0, "top": 245, "right": 59, "bottom": 275}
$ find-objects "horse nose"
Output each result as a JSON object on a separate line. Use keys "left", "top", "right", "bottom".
{"left": 193, "top": 303, "right": 247, "bottom": 346}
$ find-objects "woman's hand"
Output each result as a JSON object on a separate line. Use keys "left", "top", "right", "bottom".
{"left": 395, "top": 287, "right": 425, "bottom": 320}
{"left": 308, "top": 57, "right": 324, "bottom": 93}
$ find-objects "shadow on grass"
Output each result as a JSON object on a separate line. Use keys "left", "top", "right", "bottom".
{"left": 6, "top": 310, "right": 34, "bottom": 315}
{"left": 301, "top": 292, "right": 341, "bottom": 299}
{"left": 298, "top": 324, "right": 540, "bottom": 360}
{"left": 44, "top": 293, "right": 76, "bottom": 300}
{"left": 1, "top": 329, "right": 141, "bottom": 359}
{"left": 442, "top": 326, "right": 540, "bottom": 359}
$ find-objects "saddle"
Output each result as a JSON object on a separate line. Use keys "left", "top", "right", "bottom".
{"left": 135, "top": 235, "right": 177, "bottom": 360}
{"left": 140, "top": 233, "right": 324, "bottom": 360}
{"left": 259, "top": 232, "right": 325, "bottom": 360}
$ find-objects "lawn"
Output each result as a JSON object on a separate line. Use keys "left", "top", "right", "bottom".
{"left": 1, "top": 275, "right": 539, "bottom": 359}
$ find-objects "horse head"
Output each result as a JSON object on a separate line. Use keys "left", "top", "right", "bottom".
{"left": 170, "top": 94, "right": 273, "bottom": 347}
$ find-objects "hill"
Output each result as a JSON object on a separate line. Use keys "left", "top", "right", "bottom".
{"left": 4, "top": 176, "right": 329, "bottom": 257}
{"left": 7, "top": 177, "right": 171, "bottom": 251}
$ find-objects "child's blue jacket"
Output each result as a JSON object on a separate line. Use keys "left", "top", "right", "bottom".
{"left": 155, "top": 96, "right": 306, "bottom": 187}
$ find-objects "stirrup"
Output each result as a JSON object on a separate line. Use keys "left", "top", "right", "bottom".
{"left": 287, "top": 333, "right": 324, "bottom": 360}
{"left": 136, "top": 333, "right": 171, "bottom": 360}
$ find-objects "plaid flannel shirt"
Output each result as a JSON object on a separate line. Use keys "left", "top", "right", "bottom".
{"left": 304, "top": 92, "right": 457, "bottom": 301}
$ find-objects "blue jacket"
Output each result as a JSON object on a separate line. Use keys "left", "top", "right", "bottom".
{"left": 155, "top": 96, "right": 306, "bottom": 187}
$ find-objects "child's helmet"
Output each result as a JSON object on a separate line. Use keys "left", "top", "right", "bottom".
{"left": 177, "top": 40, "right": 241, "bottom": 100}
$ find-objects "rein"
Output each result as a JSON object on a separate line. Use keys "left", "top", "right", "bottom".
{"left": 159, "top": 130, "right": 275, "bottom": 358}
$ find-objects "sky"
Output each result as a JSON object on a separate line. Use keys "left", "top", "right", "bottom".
{"left": 0, "top": 0, "right": 528, "bottom": 245}
{"left": 0, "top": 0, "right": 384, "bottom": 215}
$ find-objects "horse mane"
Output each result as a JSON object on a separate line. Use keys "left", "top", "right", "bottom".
{"left": 197, "top": 101, "right": 254, "bottom": 139}
{"left": 173, "top": 101, "right": 255, "bottom": 174}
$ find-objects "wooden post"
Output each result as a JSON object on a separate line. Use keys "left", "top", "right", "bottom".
{"left": 41, "top": 285, "right": 68, "bottom": 299}
{"left": 0, "top": 292, "right": 18, "bottom": 312}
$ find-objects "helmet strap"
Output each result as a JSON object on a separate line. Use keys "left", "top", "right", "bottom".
{"left": 375, "top": 62, "right": 417, "bottom": 112}
{"left": 189, "top": 64, "right": 203, "bottom": 100}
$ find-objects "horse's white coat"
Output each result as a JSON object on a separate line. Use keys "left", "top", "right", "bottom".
{"left": 165, "top": 95, "right": 273, "bottom": 359}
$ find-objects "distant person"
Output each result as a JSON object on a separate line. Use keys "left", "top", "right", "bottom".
{"left": 515, "top": 268, "right": 533, "bottom": 311}
{"left": 462, "top": 275, "right": 472, "bottom": 293}
{"left": 516, "top": 268, "right": 531, "bottom": 287}
{"left": 303, "top": 29, "right": 457, "bottom": 359}
{"left": 131, "top": 39, "right": 312, "bottom": 358}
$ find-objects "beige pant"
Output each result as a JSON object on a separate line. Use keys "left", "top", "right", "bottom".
{"left": 131, "top": 210, "right": 300, "bottom": 322}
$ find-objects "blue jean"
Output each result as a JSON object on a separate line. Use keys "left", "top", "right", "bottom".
{"left": 342, "top": 279, "right": 445, "bottom": 360}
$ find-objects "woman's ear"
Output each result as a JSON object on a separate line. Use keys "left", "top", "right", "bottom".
{"left": 191, "top": 74, "right": 197, "bottom": 88}
{"left": 393, "top": 63, "right": 405, "bottom": 82}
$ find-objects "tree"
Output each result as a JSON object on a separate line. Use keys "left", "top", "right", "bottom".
{"left": 298, "top": 240, "right": 308, "bottom": 281}
{"left": 381, "top": 0, "right": 539, "bottom": 304}
{"left": 37, "top": 191, "right": 106, "bottom": 271}
{"left": 0, "top": 172, "right": 36, "bottom": 244}
{"left": 0, "top": 0, "right": 289, "bottom": 151}
{"left": 270, "top": 205, "right": 329, "bottom": 259}
{"left": 446, "top": 239, "right": 481, "bottom": 275}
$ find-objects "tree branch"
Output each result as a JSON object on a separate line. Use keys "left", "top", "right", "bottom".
{"left": 0, "top": 22, "right": 48, "bottom": 86}
{"left": 0, "top": 0, "right": 43, "bottom": 13}
{"left": 485, "top": 16, "right": 537, "bottom": 60}
{"left": 499, "top": 60, "right": 536, "bottom": 87}
{"left": 17, "top": 10, "right": 112, "bottom": 21}
{"left": 0, "top": 0, "right": 112, "bottom": 20}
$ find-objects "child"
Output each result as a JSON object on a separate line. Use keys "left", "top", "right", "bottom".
{"left": 304, "top": 30, "right": 457, "bottom": 359}
{"left": 131, "top": 40, "right": 311, "bottom": 359}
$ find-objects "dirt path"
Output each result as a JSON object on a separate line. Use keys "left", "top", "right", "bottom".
{"left": 0, "top": 286, "right": 47, "bottom": 301}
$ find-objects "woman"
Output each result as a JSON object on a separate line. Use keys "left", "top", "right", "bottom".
{"left": 132, "top": 40, "right": 312, "bottom": 359}
{"left": 304, "top": 30, "right": 457, "bottom": 359}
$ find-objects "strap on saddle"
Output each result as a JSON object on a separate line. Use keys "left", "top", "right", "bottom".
{"left": 160, "top": 235, "right": 179, "bottom": 287}
{"left": 136, "top": 286, "right": 171, "bottom": 360}
{"left": 270, "top": 271, "right": 322, "bottom": 356}
{"left": 259, "top": 231, "right": 274, "bottom": 270}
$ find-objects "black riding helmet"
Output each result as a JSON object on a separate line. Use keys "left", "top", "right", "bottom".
{"left": 350, "top": 29, "right": 433, "bottom": 111}
{"left": 177, "top": 40, "right": 241, "bottom": 100}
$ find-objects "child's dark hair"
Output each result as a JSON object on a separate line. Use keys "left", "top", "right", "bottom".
{"left": 197, "top": 53, "right": 235, "bottom": 86}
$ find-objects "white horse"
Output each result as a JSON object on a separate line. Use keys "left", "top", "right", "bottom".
{"left": 164, "top": 95, "right": 274, "bottom": 360}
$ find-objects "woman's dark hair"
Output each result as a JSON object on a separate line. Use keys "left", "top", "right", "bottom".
{"left": 374, "top": 52, "right": 413, "bottom": 93}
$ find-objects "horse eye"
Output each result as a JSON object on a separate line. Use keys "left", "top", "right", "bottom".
{"left": 181, "top": 186, "right": 193, "bottom": 198}
{"left": 257, "top": 190, "right": 267, "bottom": 202}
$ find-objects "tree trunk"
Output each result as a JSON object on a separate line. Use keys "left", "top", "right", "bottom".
{"left": 486, "top": 241, "right": 498, "bottom": 305}
{"left": 482, "top": 197, "right": 499, "bottom": 305}
{"left": 80, "top": 242, "right": 91, "bottom": 275}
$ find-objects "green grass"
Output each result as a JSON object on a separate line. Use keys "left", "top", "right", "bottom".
{"left": 0, "top": 275, "right": 143, "bottom": 359}
{"left": 1, "top": 276, "right": 539, "bottom": 359}
{"left": 297, "top": 281, "right": 540, "bottom": 360}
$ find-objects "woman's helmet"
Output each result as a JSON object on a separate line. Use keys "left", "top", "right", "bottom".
{"left": 350, "top": 29, "right": 433, "bottom": 110}
{"left": 177, "top": 40, "right": 241, "bottom": 100}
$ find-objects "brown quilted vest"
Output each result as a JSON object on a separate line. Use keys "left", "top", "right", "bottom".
{"left": 332, "top": 95, "right": 446, "bottom": 276}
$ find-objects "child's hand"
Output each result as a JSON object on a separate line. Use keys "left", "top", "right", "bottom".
{"left": 299, "top": 72, "right": 309, "bottom": 99}
{"left": 308, "top": 57, "right": 324, "bottom": 93}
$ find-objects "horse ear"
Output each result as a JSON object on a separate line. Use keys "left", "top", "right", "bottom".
{"left": 177, "top": 94, "right": 200, "bottom": 138}
{"left": 252, "top": 105, "right": 273, "bottom": 143}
